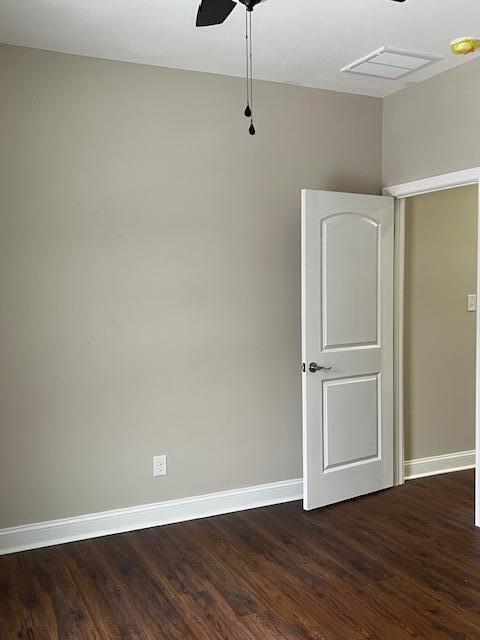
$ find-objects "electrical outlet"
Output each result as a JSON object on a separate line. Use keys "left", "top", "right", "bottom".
{"left": 153, "top": 455, "right": 167, "bottom": 477}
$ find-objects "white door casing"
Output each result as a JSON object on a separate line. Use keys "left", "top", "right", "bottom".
{"left": 302, "top": 190, "right": 394, "bottom": 511}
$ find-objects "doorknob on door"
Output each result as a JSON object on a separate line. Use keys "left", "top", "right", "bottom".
{"left": 309, "top": 362, "right": 332, "bottom": 373}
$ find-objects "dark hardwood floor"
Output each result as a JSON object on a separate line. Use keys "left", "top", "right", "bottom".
{"left": 1, "top": 470, "right": 480, "bottom": 639}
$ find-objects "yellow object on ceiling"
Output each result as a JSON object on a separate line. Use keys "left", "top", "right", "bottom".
{"left": 450, "top": 37, "right": 480, "bottom": 55}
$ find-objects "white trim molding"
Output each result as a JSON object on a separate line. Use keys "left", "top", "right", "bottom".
{"left": 0, "top": 478, "right": 302, "bottom": 556}
{"left": 383, "top": 167, "right": 480, "bottom": 199}
{"left": 477, "top": 181, "right": 480, "bottom": 527}
{"left": 393, "top": 198, "right": 406, "bottom": 486}
{"left": 404, "top": 450, "right": 475, "bottom": 480}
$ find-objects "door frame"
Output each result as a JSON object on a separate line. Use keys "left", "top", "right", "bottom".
{"left": 383, "top": 167, "right": 480, "bottom": 526}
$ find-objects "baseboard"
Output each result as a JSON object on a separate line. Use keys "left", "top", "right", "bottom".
{"left": 0, "top": 477, "right": 303, "bottom": 556}
{"left": 404, "top": 450, "right": 475, "bottom": 480}
{"left": 3, "top": 451, "right": 474, "bottom": 555}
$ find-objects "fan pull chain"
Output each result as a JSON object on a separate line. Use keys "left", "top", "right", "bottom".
{"left": 244, "top": 6, "right": 255, "bottom": 135}
{"left": 248, "top": 9, "right": 255, "bottom": 135}
{"left": 244, "top": 8, "right": 251, "bottom": 118}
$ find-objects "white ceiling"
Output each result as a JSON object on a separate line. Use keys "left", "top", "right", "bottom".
{"left": 0, "top": 0, "right": 479, "bottom": 98}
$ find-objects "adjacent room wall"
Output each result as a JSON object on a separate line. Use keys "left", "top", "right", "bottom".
{"left": 383, "top": 57, "right": 480, "bottom": 186}
{"left": 405, "top": 186, "right": 477, "bottom": 461}
{"left": 0, "top": 45, "right": 382, "bottom": 528}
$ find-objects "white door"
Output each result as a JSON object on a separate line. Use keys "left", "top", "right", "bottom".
{"left": 302, "top": 190, "right": 394, "bottom": 511}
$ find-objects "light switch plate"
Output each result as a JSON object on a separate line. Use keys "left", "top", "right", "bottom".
{"left": 468, "top": 294, "right": 477, "bottom": 312}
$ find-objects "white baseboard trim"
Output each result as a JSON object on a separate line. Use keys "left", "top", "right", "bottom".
{"left": 0, "top": 478, "right": 303, "bottom": 556}
{"left": 404, "top": 450, "right": 475, "bottom": 480}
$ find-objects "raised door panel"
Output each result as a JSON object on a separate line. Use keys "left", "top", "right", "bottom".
{"left": 322, "top": 213, "right": 380, "bottom": 351}
{"left": 323, "top": 374, "right": 380, "bottom": 472}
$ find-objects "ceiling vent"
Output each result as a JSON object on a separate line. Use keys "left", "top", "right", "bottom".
{"left": 341, "top": 46, "right": 443, "bottom": 80}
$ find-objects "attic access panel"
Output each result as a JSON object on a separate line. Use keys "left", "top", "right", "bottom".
{"left": 341, "top": 47, "right": 443, "bottom": 80}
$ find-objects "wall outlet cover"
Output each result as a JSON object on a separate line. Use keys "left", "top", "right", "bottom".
{"left": 153, "top": 455, "right": 167, "bottom": 477}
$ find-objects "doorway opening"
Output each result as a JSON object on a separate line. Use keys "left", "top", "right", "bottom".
{"left": 402, "top": 186, "right": 477, "bottom": 481}
{"left": 384, "top": 170, "right": 480, "bottom": 525}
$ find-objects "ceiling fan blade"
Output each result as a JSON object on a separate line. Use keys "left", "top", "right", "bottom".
{"left": 196, "top": 0, "right": 237, "bottom": 26}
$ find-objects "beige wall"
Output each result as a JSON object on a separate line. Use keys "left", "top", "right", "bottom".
{"left": 383, "top": 58, "right": 480, "bottom": 186}
{"left": 0, "top": 45, "right": 382, "bottom": 528}
{"left": 405, "top": 186, "right": 477, "bottom": 461}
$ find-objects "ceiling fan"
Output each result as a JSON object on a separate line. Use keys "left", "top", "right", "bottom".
{"left": 196, "top": 0, "right": 407, "bottom": 135}
{"left": 197, "top": 0, "right": 405, "bottom": 27}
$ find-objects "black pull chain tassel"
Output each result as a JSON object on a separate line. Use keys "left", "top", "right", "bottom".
{"left": 244, "top": 6, "right": 256, "bottom": 135}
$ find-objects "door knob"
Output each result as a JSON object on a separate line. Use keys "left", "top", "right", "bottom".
{"left": 309, "top": 362, "right": 332, "bottom": 373}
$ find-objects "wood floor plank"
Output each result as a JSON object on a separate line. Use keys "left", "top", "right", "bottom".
{"left": 97, "top": 533, "right": 205, "bottom": 639}
{"left": 160, "top": 521, "right": 264, "bottom": 619}
{"left": 2, "top": 470, "right": 480, "bottom": 639}
{"left": 19, "top": 548, "right": 101, "bottom": 640}
{"left": 235, "top": 508, "right": 432, "bottom": 639}
{"left": 0, "top": 556, "right": 25, "bottom": 640}
{"left": 202, "top": 517, "right": 381, "bottom": 639}
{"left": 63, "top": 540, "right": 156, "bottom": 640}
